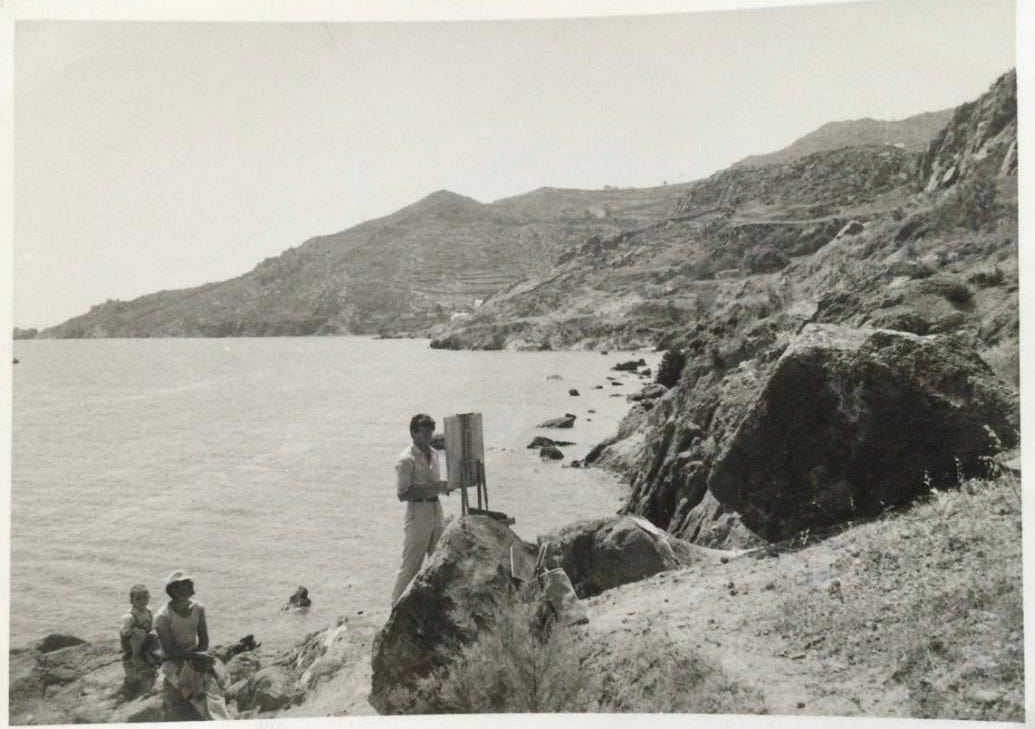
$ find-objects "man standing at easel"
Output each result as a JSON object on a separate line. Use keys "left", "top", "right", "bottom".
{"left": 391, "top": 413, "right": 452, "bottom": 605}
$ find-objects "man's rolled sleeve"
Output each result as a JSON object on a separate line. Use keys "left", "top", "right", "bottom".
{"left": 396, "top": 456, "right": 415, "bottom": 501}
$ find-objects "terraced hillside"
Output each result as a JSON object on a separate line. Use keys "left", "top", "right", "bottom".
{"left": 432, "top": 71, "right": 1017, "bottom": 362}
{"left": 38, "top": 186, "right": 693, "bottom": 338}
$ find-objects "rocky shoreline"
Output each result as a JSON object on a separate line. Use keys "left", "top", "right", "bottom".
{"left": 9, "top": 70, "right": 1021, "bottom": 723}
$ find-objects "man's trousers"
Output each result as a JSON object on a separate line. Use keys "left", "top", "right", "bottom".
{"left": 391, "top": 500, "right": 444, "bottom": 605}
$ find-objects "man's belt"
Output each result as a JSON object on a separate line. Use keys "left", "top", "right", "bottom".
{"left": 412, "top": 497, "right": 439, "bottom": 503}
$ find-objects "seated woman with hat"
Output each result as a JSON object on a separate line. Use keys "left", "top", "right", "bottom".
{"left": 154, "top": 570, "right": 230, "bottom": 720}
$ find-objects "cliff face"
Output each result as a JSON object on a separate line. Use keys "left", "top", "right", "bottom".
{"left": 589, "top": 69, "right": 1018, "bottom": 546}
{"left": 918, "top": 69, "right": 1017, "bottom": 192}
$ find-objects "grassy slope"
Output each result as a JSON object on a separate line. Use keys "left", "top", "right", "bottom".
{"left": 576, "top": 471, "right": 1023, "bottom": 720}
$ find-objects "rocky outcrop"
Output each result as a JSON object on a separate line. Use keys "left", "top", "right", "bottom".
{"left": 7, "top": 629, "right": 314, "bottom": 724}
{"left": 584, "top": 401, "right": 655, "bottom": 476}
{"left": 705, "top": 324, "right": 1018, "bottom": 539}
{"left": 618, "top": 324, "right": 1018, "bottom": 545}
{"left": 9, "top": 638, "right": 145, "bottom": 725}
{"left": 919, "top": 70, "right": 1016, "bottom": 192}
{"left": 369, "top": 516, "right": 537, "bottom": 714}
{"left": 628, "top": 383, "right": 668, "bottom": 403}
{"left": 539, "top": 516, "right": 717, "bottom": 598}
{"left": 232, "top": 666, "right": 304, "bottom": 712}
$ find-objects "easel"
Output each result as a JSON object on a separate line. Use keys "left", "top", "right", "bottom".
{"left": 444, "top": 412, "right": 514, "bottom": 525}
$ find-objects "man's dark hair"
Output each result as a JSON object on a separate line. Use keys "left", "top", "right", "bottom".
{"left": 410, "top": 413, "right": 436, "bottom": 434}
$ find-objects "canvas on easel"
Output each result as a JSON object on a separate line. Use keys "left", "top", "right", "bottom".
{"left": 443, "top": 412, "right": 485, "bottom": 513}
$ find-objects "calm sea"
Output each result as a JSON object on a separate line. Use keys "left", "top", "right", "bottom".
{"left": 10, "top": 337, "right": 653, "bottom": 651}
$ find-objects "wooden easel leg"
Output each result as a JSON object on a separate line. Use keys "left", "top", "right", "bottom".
{"left": 478, "top": 460, "right": 488, "bottom": 510}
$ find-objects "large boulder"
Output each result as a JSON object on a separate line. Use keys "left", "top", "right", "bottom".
{"left": 539, "top": 516, "right": 715, "bottom": 598}
{"left": 706, "top": 324, "right": 1019, "bottom": 540}
{"left": 369, "top": 516, "right": 536, "bottom": 715}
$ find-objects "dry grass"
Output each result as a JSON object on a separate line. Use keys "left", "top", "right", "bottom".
{"left": 769, "top": 474, "right": 1023, "bottom": 721}
{"left": 584, "top": 630, "right": 765, "bottom": 714}
{"left": 418, "top": 598, "right": 761, "bottom": 714}
{"left": 415, "top": 601, "right": 594, "bottom": 713}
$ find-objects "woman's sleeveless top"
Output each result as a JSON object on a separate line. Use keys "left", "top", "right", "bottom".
{"left": 155, "top": 601, "right": 203, "bottom": 653}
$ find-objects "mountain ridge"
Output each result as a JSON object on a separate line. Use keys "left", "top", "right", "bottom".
{"left": 732, "top": 108, "right": 955, "bottom": 170}
{"left": 20, "top": 75, "right": 1002, "bottom": 341}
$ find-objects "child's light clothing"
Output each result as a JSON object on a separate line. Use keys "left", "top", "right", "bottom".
{"left": 120, "top": 605, "right": 158, "bottom": 695}
{"left": 121, "top": 607, "right": 153, "bottom": 643}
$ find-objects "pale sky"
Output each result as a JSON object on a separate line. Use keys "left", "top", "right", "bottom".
{"left": 6, "top": 0, "right": 1019, "bottom": 329}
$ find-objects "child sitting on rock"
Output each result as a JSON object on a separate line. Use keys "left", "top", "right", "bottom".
{"left": 120, "top": 584, "right": 162, "bottom": 696}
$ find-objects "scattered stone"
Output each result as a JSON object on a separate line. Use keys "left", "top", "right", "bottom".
{"left": 285, "top": 586, "right": 311, "bottom": 610}
{"left": 570, "top": 460, "right": 582, "bottom": 468}
{"left": 546, "top": 374, "right": 563, "bottom": 380}
{"left": 568, "top": 388, "right": 580, "bottom": 396}
{"left": 36, "top": 634, "right": 87, "bottom": 654}
{"left": 537, "top": 413, "right": 577, "bottom": 428}
{"left": 593, "top": 385, "right": 604, "bottom": 389}
{"left": 216, "top": 634, "right": 261, "bottom": 664}
{"left": 527, "top": 436, "right": 575, "bottom": 449}
{"left": 612, "top": 359, "right": 646, "bottom": 372}
{"left": 628, "top": 383, "right": 668, "bottom": 402}
{"left": 539, "top": 445, "right": 565, "bottom": 460}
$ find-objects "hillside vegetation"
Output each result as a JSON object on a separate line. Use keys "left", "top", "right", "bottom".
{"left": 34, "top": 186, "right": 691, "bottom": 338}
